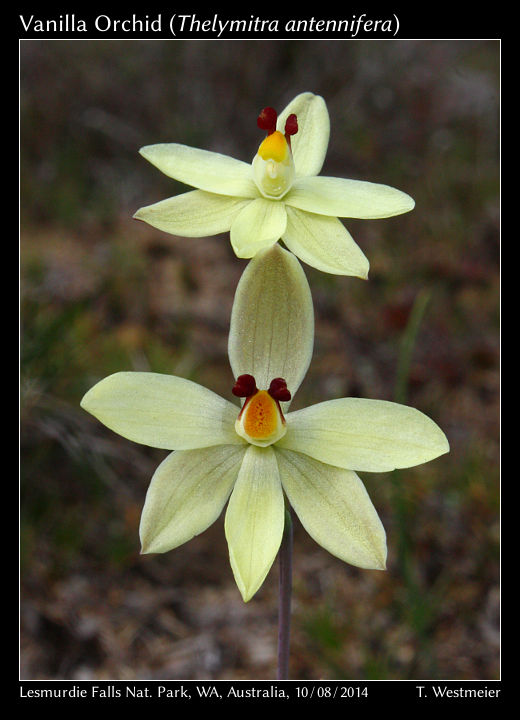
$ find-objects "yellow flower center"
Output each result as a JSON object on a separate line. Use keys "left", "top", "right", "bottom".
{"left": 252, "top": 107, "right": 298, "bottom": 199}
{"left": 257, "top": 131, "right": 289, "bottom": 163}
{"left": 232, "top": 375, "right": 291, "bottom": 447}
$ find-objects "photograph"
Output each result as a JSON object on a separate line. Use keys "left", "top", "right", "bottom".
{"left": 20, "top": 38, "right": 499, "bottom": 683}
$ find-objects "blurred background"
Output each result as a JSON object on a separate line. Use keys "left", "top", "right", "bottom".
{"left": 20, "top": 40, "right": 499, "bottom": 680}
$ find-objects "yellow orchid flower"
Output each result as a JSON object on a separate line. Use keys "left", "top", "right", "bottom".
{"left": 134, "top": 93, "right": 415, "bottom": 278}
{"left": 80, "top": 246, "right": 448, "bottom": 602}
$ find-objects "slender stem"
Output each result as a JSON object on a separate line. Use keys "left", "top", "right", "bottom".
{"left": 394, "top": 289, "right": 431, "bottom": 406}
{"left": 392, "top": 289, "right": 431, "bottom": 581}
{"left": 277, "top": 508, "right": 293, "bottom": 680}
{"left": 392, "top": 288, "right": 436, "bottom": 673}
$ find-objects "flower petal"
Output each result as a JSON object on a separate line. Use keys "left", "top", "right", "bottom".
{"left": 225, "top": 445, "right": 285, "bottom": 601}
{"left": 229, "top": 198, "right": 287, "bottom": 258}
{"left": 277, "top": 92, "right": 330, "bottom": 178}
{"left": 228, "top": 244, "right": 314, "bottom": 404}
{"left": 282, "top": 206, "right": 369, "bottom": 278}
{"left": 140, "top": 445, "right": 245, "bottom": 554}
{"left": 81, "top": 372, "right": 244, "bottom": 450}
{"left": 278, "top": 398, "right": 450, "bottom": 472}
{"left": 276, "top": 448, "right": 387, "bottom": 570}
{"left": 139, "top": 143, "right": 258, "bottom": 198}
{"left": 134, "top": 190, "right": 250, "bottom": 237}
{"left": 286, "top": 176, "right": 415, "bottom": 218}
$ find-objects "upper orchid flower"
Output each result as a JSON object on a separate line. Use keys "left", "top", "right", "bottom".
{"left": 134, "top": 93, "right": 415, "bottom": 278}
{"left": 80, "top": 246, "right": 448, "bottom": 602}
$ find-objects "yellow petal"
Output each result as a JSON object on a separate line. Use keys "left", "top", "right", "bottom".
{"left": 134, "top": 190, "right": 250, "bottom": 237}
{"left": 279, "top": 397, "right": 449, "bottom": 472}
{"left": 140, "top": 445, "right": 245, "bottom": 554}
{"left": 228, "top": 245, "right": 314, "bottom": 407}
{"left": 81, "top": 372, "right": 244, "bottom": 450}
{"left": 139, "top": 143, "right": 257, "bottom": 198}
{"left": 277, "top": 92, "right": 330, "bottom": 177}
{"left": 282, "top": 206, "right": 369, "bottom": 278}
{"left": 225, "top": 445, "right": 285, "bottom": 601}
{"left": 286, "top": 176, "right": 415, "bottom": 219}
{"left": 276, "top": 448, "right": 387, "bottom": 570}
{"left": 229, "top": 198, "right": 287, "bottom": 258}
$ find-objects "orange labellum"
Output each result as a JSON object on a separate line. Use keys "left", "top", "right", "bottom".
{"left": 242, "top": 390, "right": 281, "bottom": 439}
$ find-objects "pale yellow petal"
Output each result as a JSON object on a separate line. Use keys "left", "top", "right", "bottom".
{"left": 282, "top": 206, "right": 369, "bottom": 278}
{"left": 81, "top": 372, "right": 244, "bottom": 450}
{"left": 276, "top": 448, "right": 387, "bottom": 570}
{"left": 286, "top": 176, "right": 415, "bottom": 218}
{"left": 140, "top": 445, "right": 245, "bottom": 554}
{"left": 134, "top": 190, "right": 250, "bottom": 237}
{"left": 279, "top": 398, "right": 450, "bottom": 472}
{"left": 277, "top": 92, "right": 330, "bottom": 177}
{"left": 229, "top": 198, "right": 287, "bottom": 258}
{"left": 225, "top": 445, "right": 285, "bottom": 602}
{"left": 139, "top": 143, "right": 258, "bottom": 197}
{"left": 228, "top": 244, "right": 314, "bottom": 404}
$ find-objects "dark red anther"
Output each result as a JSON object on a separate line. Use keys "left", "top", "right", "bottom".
{"left": 257, "top": 106, "right": 278, "bottom": 135}
{"left": 284, "top": 114, "right": 298, "bottom": 149}
{"left": 232, "top": 374, "right": 258, "bottom": 398}
{"left": 268, "top": 378, "right": 292, "bottom": 402}
{"left": 284, "top": 114, "right": 298, "bottom": 137}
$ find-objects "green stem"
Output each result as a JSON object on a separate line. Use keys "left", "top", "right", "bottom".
{"left": 277, "top": 508, "right": 293, "bottom": 680}
{"left": 394, "top": 289, "right": 431, "bottom": 406}
{"left": 392, "top": 288, "right": 436, "bottom": 673}
{"left": 392, "top": 289, "right": 431, "bottom": 579}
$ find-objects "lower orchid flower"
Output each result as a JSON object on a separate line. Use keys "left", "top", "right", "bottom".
{"left": 80, "top": 246, "right": 449, "bottom": 602}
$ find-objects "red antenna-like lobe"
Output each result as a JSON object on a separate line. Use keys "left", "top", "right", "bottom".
{"left": 232, "top": 374, "right": 258, "bottom": 398}
{"left": 268, "top": 378, "right": 292, "bottom": 402}
{"left": 284, "top": 114, "right": 298, "bottom": 138}
{"left": 257, "top": 107, "right": 278, "bottom": 135}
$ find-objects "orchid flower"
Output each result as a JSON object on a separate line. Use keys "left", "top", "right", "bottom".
{"left": 134, "top": 92, "right": 415, "bottom": 278}
{"left": 80, "top": 246, "right": 448, "bottom": 602}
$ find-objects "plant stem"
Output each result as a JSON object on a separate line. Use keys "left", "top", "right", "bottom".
{"left": 277, "top": 508, "right": 293, "bottom": 680}
{"left": 392, "top": 288, "right": 437, "bottom": 674}
{"left": 392, "top": 289, "right": 431, "bottom": 580}
{"left": 394, "top": 289, "right": 431, "bottom": 406}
